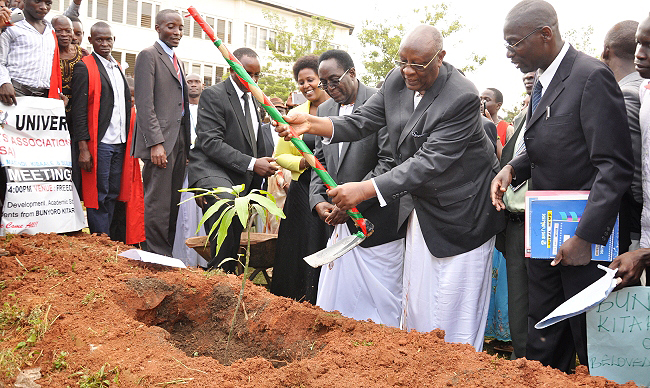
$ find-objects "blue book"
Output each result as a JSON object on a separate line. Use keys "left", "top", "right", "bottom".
{"left": 525, "top": 191, "right": 618, "bottom": 261}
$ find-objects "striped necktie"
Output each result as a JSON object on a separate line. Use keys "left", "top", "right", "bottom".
{"left": 531, "top": 80, "right": 543, "bottom": 114}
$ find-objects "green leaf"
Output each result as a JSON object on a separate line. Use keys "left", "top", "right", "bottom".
{"left": 198, "top": 198, "right": 231, "bottom": 234}
{"left": 234, "top": 196, "right": 250, "bottom": 228}
{"left": 232, "top": 184, "right": 245, "bottom": 194}
{"left": 207, "top": 204, "right": 233, "bottom": 238}
{"left": 251, "top": 204, "right": 267, "bottom": 220}
{"left": 217, "top": 257, "right": 239, "bottom": 268}
{"left": 247, "top": 193, "right": 285, "bottom": 218}
{"left": 215, "top": 207, "right": 236, "bottom": 257}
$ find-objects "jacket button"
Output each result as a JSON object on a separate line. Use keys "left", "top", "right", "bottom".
{"left": 178, "top": 102, "right": 182, "bottom": 106}
{"left": 531, "top": 163, "right": 535, "bottom": 168}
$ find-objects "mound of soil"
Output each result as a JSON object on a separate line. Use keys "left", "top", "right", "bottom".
{"left": 0, "top": 234, "right": 636, "bottom": 387}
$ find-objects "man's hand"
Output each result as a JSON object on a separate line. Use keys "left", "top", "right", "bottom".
{"left": 194, "top": 195, "right": 208, "bottom": 208}
{"left": 551, "top": 235, "right": 592, "bottom": 266}
{"left": 327, "top": 181, "right": 375, "bottom": 211}
{"left": 0, "top": 7, "right": 11, "bottom": 28}
{"left": 0, "top": 83, "right": 17, "bottom": 106}
{"left": 77, "top": 141, "right": 93, "bottom": 171}
{"left": 490, "top": 165, "right": 514, "bottom": 211}
{"left": 273, "top": 112, "right": 310, "bottom": 141}
{"left": 59, "top": 92, "right": 69, "bottom": 107}
{"left": 253, "top": 157, "right": 278, "bottom": 177}
{"left": 609, "top": 248, "right": 650, "bottom": 291}
{"left": 314, "top": 201, "right": 334, "bottom": 223}
{"left": 325, "top": 205, "right": 349, "bottom": 225}
{"left": 150, "top": 144, "right": 167, "bottom": 168}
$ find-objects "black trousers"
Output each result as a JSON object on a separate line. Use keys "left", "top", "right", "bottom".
{"left": 526, "top": 259, "right": 602, "bottom": 373}
{"left": 503, "top": 215, "right": 528, "bottom": 359}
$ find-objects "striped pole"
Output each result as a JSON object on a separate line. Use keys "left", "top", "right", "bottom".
{"left": 187, "top": 6, "right": 370, "bottom": 238}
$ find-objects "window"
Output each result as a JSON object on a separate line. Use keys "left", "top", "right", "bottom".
{"left": 181, "top": 11, "right": 190, "bottom": 36}
{"left": 204, "top": 65, "right": 213, "bottom": 87}
{"left": 192, "top": 64, "right": 201, "bottom": 77}
{"left": 87, "top": 0, "right": 93, "bottom": 17}
{"left": 258, "top": 28, "right": 267, "bottom": 50}
{"left": 216, "top": 19, "right": 225, "bottom": 41}
{"left": 97, "top": 0, "right": 109, "bottom": 20}
{"left": 228, "top": 21, "right": 232, "bottom": 44}
{"left": 205, "top": 17, "right": 214, "bottom": 41}
{"left": 64, "top": 0, "right": 70, "bottom": 10}
{"left": 140, "top": 2, "right": 153, "bottom": 29}
{"left": 248, "top": 26, "right": 257, "bottom": 48}
{"left": 126, "top": 0, "right": 137, "bottom": 26}
{"left": 112, "top": 50, "right": 123, "bottom": 65}
{"left": 193, "top": 17, "right": 202, "bottom": 38}
{"left": 52, "top": 0, "right": 60, "bottom": 11}
{"left": 125, "top": 53, "right": 137, "bottom": 77}
{"left": 112, "top": 0, "right": 124, "bottom": 23}
{"left": 216, "top": 67, "right": 224, "bottom": 82}
{"left": 269, "top": 31, "right": 276, "bottom": 49}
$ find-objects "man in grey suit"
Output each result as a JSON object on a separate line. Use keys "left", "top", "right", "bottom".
{"left": 132, "top": 9, "right": 190, "bottom": 257}
{"left": 309, "top": 50, "right": 404, "bottom": 327}
{"left": 602, "top": 20, "right": 644, "bottom": 254}
{"left": 277, "top": 25, "right": 504, "bottom": 350}
{"left": 187, "top": 48, "right": 276, "bottom": 272}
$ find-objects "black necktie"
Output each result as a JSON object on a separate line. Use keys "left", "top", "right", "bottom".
{"left": 531, "top": 80, "right": 543, "bottom": 114}
{"left": 243, "top": 93, "right": 257, "bottom": 155}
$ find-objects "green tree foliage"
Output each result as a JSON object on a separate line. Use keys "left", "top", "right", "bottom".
{"left": 564, "top": 26, "right": 597, "bottom": 57}
{"left": 357, "top": 3, "right": 486, "bottom": 85}
{"left": 258, "top": 11, "right": 336, "bottom": 98}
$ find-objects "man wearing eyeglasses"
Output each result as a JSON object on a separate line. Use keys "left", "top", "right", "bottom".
{"left": 309, "top": 49, "right": 404, "bottom": 328}
{"left": 276, "top": 25, "right": 504, "bottom": 351}
{"left": 490, "top": 0, "right": 632, "bottom": 373}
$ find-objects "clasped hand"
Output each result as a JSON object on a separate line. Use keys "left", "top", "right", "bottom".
{"left": 273, "top": 112, "right": 310, "bottom": 140}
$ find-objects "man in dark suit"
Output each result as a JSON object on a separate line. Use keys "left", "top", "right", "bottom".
{"left": 277, "top": 25, "right": 504, "bottom": 351}
{"left": 187, "top": 48, "right": 276, "bottom": 272}
{"left": 70, "top": 22, "right": 132, "bottom": 237}
{"left": 132, "top": 9, "right": 190, "bottom": 257}
{"left": 309, "top": 49, "right": 404, "bottom": 327}
{"left": 491, "top": 0, "right": 633, "bottom": 373}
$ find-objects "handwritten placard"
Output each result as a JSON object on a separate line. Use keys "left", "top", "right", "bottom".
{"left": 586, "top": 286, "right": 650, "bottom": 386}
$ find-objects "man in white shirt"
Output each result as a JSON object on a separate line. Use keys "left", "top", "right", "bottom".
{"left": 0, "top": 0, "right": 58, "bottom": 104}
{"left": 70, "top": 22, "right": 132, "bottom": 237}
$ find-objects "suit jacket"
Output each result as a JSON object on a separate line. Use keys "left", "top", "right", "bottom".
{"left": 482, "top": 116, "right": 497, "bottom": 150}
{"left": 329, "top": 63, "right": 505, "bottom": 257}
{"left": 500, "top": 109, "right": 526, "bottom": 168}
{"left": 510, "top": 45, "right": 633, "bottom": 245}
{"left": 70, "top": 52, "right": 132, "bottom": 143}
{"left": 131, "top": 41, "right": 190, "bottom": 159}
{"left": 310, "top": 81, "right": 403, "bottom": 247}
{"left": 187, "top": 78, "right": 270, "bottom": 191}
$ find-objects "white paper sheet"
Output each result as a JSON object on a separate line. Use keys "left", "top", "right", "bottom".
{"left": 535, "top": 265, "right": 618, "bottom": 329}
{"left": 119, "top": 249, "right": 187, "bottom": 268}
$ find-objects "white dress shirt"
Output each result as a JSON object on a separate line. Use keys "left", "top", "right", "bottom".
{"left": 189, "top": 103, "right": 199, "bottom": 148}
{"left": 536, "top": 41, "right": 570, "bottom": 99}
{"left": 337, "top": 103, "right": 354, "bottom": 157}
{"left": 0, "top": 20, "right": 56, "bottom": 89}
{"left": 230, "top": 75, "right": 259, "bottom": 171}
{"left": 95, "top": 54, "right": 127, "bottom": 144}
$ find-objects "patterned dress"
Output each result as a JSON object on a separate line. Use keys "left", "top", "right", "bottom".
{"left": 60, "top": 45, "right": 83, "bottom": 114}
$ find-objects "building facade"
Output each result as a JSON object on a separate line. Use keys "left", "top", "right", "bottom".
{"left": 49, "top": 0, "right": 354, "bottom": 89}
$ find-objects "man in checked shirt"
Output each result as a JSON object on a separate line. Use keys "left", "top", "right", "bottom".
{"left": 0, "top": 0, "right": 61, "bottom": 105}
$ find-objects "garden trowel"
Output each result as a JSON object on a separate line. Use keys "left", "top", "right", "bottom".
{"left": 302, "top": 220, "right": 374, "bottom": 268}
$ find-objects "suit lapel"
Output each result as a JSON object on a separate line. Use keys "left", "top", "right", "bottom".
{"left": 154, "top": 41, "right": 180, "bottom": 83}
{"left": 398, "top": 63, "right": 449, "bottom": 148}
{"left": 527, "top": 46, "right": 576, "bottom": 127}
{"left": 397, "top": 86, "right": 414, "bottom": 152}
{"left": 225, "top": 78, "right": 254, "bottom": 151}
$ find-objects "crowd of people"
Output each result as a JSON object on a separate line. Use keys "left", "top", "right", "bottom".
{"left": 2, "top": 0, "right": 650, "bottom": 375}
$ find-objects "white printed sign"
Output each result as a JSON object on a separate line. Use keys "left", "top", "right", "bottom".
{"left": 587, "top": 286, "right": 650, "bottom": 386}
{"left": 0, "top": 97, "right": 86, "bottom": 234}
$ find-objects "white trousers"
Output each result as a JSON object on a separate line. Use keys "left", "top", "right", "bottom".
{"left": 317, "top": 223, "right": 405, "bottom": 327}
{"left": 401, "top": 210, "right": 494, "bottom": 351}
{"left": 172, "top": 174, "right": 208, "bottom": 268}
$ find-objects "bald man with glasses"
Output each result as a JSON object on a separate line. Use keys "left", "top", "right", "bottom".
{"left": 276, "top": 25, "right": 504, "bottom": 351}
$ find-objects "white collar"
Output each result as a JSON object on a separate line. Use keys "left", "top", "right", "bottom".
{"left": 95, "top": 53, "right": 117, "bottom": 68}
{"left": 537, "top": 41, "right": 570, "bottom": 91}
{"left": 157, "top": 39, "right": 175, "bottom": 58}
{"left": 230, "top": 75, "right": 248, "bottom": 99}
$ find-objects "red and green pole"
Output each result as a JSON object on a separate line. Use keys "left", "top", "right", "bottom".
{"left": 187, "top": 6, "right": 371, "bottom": 238}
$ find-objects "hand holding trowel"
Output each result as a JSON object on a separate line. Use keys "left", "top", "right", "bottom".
{"left": 187, "top": 7, "right": 373, "bottom": 268}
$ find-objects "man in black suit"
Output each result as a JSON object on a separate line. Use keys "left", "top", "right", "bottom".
{"left": 132, "top": 10, "right": 190, "bottom": 257}
{"left": 277, "top": 25, "right": 504, "bottom": 351}
{"left": 491, "top": 0, "right": 633, "bottom": 373}
{"left": 70, "top": 22, "right": 132, "bottom": 237}
{"left": 187, "top": 48, "right": 277, "bottom": 272}
{"left": 310, "top": 49, "right": 404, "bottom": 327}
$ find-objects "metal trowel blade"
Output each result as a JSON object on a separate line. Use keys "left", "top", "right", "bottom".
{"left": 302, "top": 233, "right": 366, "bottom": 268}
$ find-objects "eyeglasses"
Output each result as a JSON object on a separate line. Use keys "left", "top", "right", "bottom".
{"left": 504, "top": 27, "right": 543, "bottom": 52}
{"left": 394, "top": 48, "right": 442, "bottom": 72}
{"left": 318, "top": 68, "right": 351, "bottom": 90}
